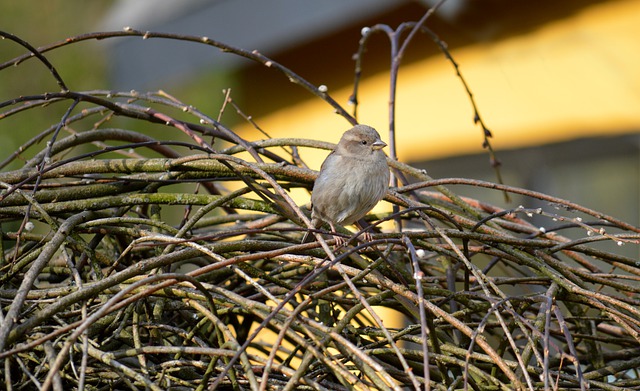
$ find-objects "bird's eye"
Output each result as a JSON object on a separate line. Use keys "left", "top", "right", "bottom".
{"left": 361, "top": 140, "right": 367, "bottom": 145}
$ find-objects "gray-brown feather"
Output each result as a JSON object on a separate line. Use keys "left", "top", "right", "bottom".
{"left": 311, "top": 125, "right": 390, "bottom": 228}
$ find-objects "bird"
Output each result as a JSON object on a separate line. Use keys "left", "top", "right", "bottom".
{"left": 305, "top": 124, "right": 390, "bottom": 244}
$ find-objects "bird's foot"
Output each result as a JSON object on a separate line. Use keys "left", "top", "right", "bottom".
{"left": 332, "top": 235, "right": 347, "bottom": 248}
{"left": 360, "top": 231, "right": 375, "bottom": 244}
{"left": 328, "top": 223, "right": 349, "bottom": 248}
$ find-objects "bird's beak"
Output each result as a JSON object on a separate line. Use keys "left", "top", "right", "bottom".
{"left": 372, "top": 140, "right": 387, "bottom": 150}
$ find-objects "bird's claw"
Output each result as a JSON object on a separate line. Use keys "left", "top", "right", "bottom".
{"left": 360, "top": 231, "right": 374, "bottom": 244}
{"left": 332, "top": 235, "right": 347, "bottom": 248}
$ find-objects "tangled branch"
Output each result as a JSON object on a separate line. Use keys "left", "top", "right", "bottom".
{"left": 0, "top": 16, "right": 639, "bottom": 391}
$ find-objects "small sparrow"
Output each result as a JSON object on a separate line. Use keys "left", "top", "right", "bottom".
{"left": 306, "top": 124, "right": 390, "bottom": 244}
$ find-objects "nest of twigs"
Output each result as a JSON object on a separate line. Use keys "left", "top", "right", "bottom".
{"left": 1, "top": 22, "right": 640, "bottom": 391}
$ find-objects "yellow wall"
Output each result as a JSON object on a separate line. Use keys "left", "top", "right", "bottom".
{"left": 239, "top": 0, "right": 640, "bottom": 165}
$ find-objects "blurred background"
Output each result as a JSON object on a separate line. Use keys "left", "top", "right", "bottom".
{"left": 1, "top": 0, "right": 639, "bottom": 255}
